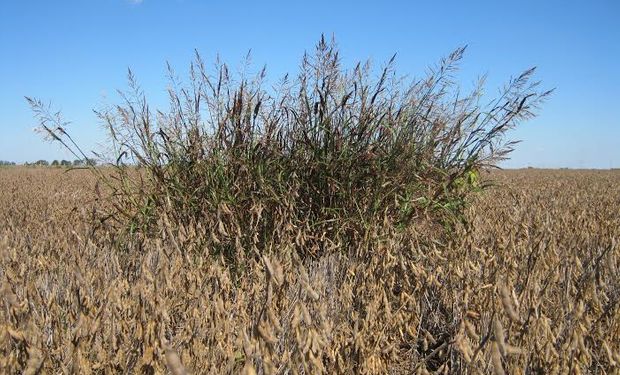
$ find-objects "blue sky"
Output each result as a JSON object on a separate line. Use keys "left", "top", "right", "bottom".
{"left": 1, "top": 0, "right": 618, "bottom": 168}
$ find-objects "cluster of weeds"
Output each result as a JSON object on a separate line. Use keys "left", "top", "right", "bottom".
{"left": 28, "top": 36, "right": 550, "bottom": 261}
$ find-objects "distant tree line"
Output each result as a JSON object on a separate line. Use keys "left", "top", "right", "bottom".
{"left": 22, "top": 158, "right": 98, "bottom": 167}
{"left": 51, "top": 160, "right": 72, "bottom": 167}
{"left": 0, "top": 160, "right": 17, "bottom": 166}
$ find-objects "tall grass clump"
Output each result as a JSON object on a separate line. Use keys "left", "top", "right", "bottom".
{"left": 27, "top": 36, "right": 551, "bottom": 260}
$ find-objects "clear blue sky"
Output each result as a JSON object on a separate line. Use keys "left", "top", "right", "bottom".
{"left": 1, "top": 0, "right": 618, "bottom": 168}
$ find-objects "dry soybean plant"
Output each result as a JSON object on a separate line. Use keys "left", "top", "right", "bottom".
{"left": 1, "top": 167, "right": 619, "bottom": 374}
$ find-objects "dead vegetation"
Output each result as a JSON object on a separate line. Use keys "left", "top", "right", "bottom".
{"left": 1, "top": 167, "right": 618, "bottom": 373}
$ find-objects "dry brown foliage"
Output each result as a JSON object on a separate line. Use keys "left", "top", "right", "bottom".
{"left": 1, "top": 167, "right": 619, "bottom": 373}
